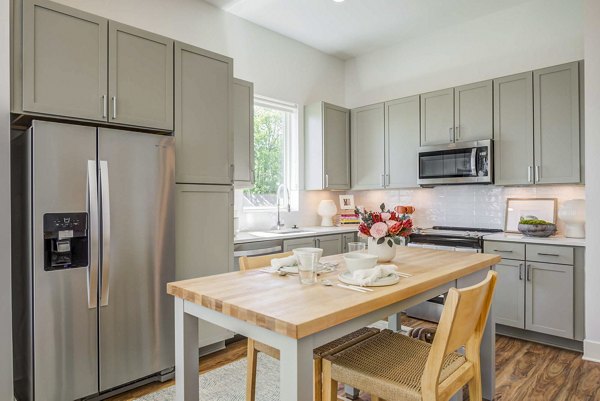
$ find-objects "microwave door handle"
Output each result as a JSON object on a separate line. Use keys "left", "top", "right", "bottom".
{"left": 100, "top": 161, "right": 111, "bottom": 307}
{"left": 471, "top": 148, "right": 477, "bottom": 176}
{"left": 87, "top": 161, "right": 99, "bottom": 309}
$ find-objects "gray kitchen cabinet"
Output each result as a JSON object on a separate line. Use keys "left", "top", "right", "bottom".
{"left": 493, "top": 259, "right": 525, "bottom": 329}
{"left": 420, "top": 88, "right": 454, "bottom": 146}
{"left": 351, "top": 103, "right": 385, "bottom": 189}
{"left": 175, "top": 184, "right": 234, "bottom": 347}
{"left": 533, "top": 62, "right": 581, "bottom": 184}
{"left": 385, "top": 96, "right": 420, "bottom": 188}
{"left": 526, "top": 262, "right": 574, "bottom": 339}
{"left": 174, "top": 42, "right": 233, "bottom": 184}
{"left": 108, "top": 21, "right": 174, "bottom": 130}
{"left": 315, "top": 235, "right": 343, "bottom": 256}
{"left": 233, "top": 78, "right": 254, "bottom": 187}
{"left": 304, "top": 102, "right": 350, "bottom": 190}
{"left": 283, "top": 237, "right": 317, "bottom": 252}
{"left": 15, "top": 0, "right": 108, "bottom": 121}
{"left": 454, "top": 80, "right": 493, "bottom": 142}
{"left": 494, "top": 72, "right": 534, "bottom": 185}
{"left": 342, "top": 232, "right": 357, "bottom": 253}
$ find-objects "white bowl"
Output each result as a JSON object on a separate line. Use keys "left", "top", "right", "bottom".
{"left": 293, "top": 247, "right": 323, "bottom": 263}
{"left": 343, "top": 253, "right": 378, "bottom": 273}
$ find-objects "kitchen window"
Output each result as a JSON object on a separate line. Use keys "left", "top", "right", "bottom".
{"left": 242, "top": 96, "right": 299, "bottom": 211}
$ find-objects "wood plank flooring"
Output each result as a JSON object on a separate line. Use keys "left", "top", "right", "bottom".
{"left": 108, "top": 318, "right": 600, "bottom": 401}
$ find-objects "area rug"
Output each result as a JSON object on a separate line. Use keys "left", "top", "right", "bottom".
{"left": 136, "top": 353, "right": 279, "bottom": 401}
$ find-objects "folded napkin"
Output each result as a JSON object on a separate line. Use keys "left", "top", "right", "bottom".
{"left": 351, "top": 265, "right": 398, "bottom": 286}
{"left": 271, "top": 254, "right": 298, "bottom": 269}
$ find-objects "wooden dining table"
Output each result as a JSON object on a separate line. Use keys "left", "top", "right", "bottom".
{"left": 167, "top": 246, "right": 501, "bottom": 401}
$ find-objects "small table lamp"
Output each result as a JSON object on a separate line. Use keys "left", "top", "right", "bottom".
{"left": 317, "top": 199, "right": 337, "bottom": 227}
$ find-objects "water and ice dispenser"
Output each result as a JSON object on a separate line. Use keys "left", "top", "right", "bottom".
{"left": 43, "top": 212, "right": 89, "bottom": 271}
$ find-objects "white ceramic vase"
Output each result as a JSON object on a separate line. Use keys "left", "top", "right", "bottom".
{"left": 368, "top": 237, "right": 397, "bottom": 262}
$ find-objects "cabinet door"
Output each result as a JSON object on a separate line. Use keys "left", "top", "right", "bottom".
{"left": 385, "top": 96, "right": 420, "bottom": 188}
{"left": 351, "top": 103, "right": 385, "bottom": 189}
{"left": 420, "top": 88, "right": 454, "bottom": 145}
{"left": 454, "top": 80, "right": 493, "bottom": 142}
{"left": 316, "top": 235, "right": 342, "bottom": 257}
{"left": 283, "top": 237, "right": 316, "bottom": 252}
{"left": 323, "top": 103, "right": 351, "bottom": 190}
{"left": 22, "top": 0, "right": 108, "bottom": 121}
{"left": 526, "top": 262, "right": 574, "bottom": 339}
{"left": 493, "top": 260, "right": 525, "bottom": 329}
{"left": 175, "top": 42, "right": 233, "bottom": 184}
{"left": 342, "top": 233, "right": 357, "bottom": 253}
{"left": 534, "top": 62, "right": 581, "bottom": 184}
{"left": 494, "top": 72, "right": 534, "bottom": 185}
{"left": 176, "top": 184, "right": 234, "bottom": 347}
{"left": 233, "top": 79, "right": 254, "bottom": 187}
{"left": 108, "top": 21, "right": 174, "bottom": 130}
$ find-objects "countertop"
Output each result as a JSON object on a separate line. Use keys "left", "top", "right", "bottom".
{"left": 234, "top": 225, "right": 359, "bottom": 244}
{"left": 483, "top": 232, "right": 586, "bottom": 247}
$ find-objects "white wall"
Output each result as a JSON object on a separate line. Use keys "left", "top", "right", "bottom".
{"left": 583, "top": 0, "right": 600, "bottom": 362}
{"left": 1, "top": 0, "right": 13, "bottom": 398}
{"left": 345, "top": 0, "right": 583, "bottom": 107}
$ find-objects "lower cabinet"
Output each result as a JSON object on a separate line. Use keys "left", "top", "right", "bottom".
{"left": 526, "top": 262, "right": 574, "bottom": 338}
{"left": 493, "top": 260, "right": 525, "bottom": 329}
{"left": 283, "top": 237, "right": 316, "bottom": 252}
{"left": 283, "top": 234, "right": 347, "bottom": 256}
{"left": 342, "top": 232, "right": 357, "bottom": 253}
{"left": 316, "top": 235, "right": 342, "bottom": 256}
{"left": 175, "top": 184, "right": 234, "bottom": 347}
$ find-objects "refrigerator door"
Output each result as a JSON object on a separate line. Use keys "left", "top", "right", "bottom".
{"left": 98, "top": 128, "right": 175, "bottom": 391}
{"left": 31, "top": 121, "right": 99, "bottom": 400}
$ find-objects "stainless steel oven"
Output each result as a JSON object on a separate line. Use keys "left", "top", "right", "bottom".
{"left": 418, "top": 140, "right": 492, "bottom": 186}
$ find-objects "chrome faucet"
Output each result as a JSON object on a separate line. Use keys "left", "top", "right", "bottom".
{"left": 275, "top": 184, "right": 291, "bottom": 230}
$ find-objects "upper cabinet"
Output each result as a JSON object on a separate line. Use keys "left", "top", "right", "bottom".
{"left": 420, "top": 82, "right": 493, "bottom": 146}
{"left": 351, "top": 103, "right": 385, "bottom": 189}
{"left": 17, "top": 0, "right": 108, "bottom": 121}
{"left": 420, "top": 88, "right": 454, "bottom": 146}
{"left": 13, "top": 0, "right": 174, "bottom": 131}
{"left": 454, "top": 81, "right": 493, "bottom": 142}
{"left": 534, "top": 62, "right": 581, "bottom": 184}
{"left": 233, "top": 79, "right": 255, "bottom": 188}
{"left": 174, "top": 42, "right": 233, "bottom": 185}
{"left": 494, "top": 72, "right": 534, "bottom": 185}
{"left": 108, "top": 22, "right": 173, "bottom": 130}
{"left": 385, "top": 96, "right": 420, "bottom": 189}
{"left": 305, "top": 102, "right": 350, "bottom": 190}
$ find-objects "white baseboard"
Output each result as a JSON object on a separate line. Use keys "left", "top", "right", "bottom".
{"left": 583, "top": 339, "right": 600, "bottom": 363}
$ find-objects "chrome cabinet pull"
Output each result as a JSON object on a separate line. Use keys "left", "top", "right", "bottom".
{"left": 526, "top": 264, "right": 532, "bottom": 281}
{"left": 230, "top": 164, "right": 235, "bottom": 181}
{"left": 381, "top": 174, "right": 385, "bottom": 188}
{"left": 537, "top": 252, "right": 560, "bottom": 257}
{"left": 535, "top": 165, "right": 540, "bottom": 182}
{"left": 449, "top": 127, "right": 454, "bottom": 143}
{"left": 250, "top": 170, "right": 255, "bottom": 184}
{"left": 111, "top": 96, "right": 117, "bottom": 119}
{"left": 386, "top": 174, "right": 390, "bottom": 186}
{"left": 102, "top": 95, "right": 107, "bottom": 119}
{"left": 528, "top": 166, "right": 533, "bottom": 183}
{"left": 455, "top": 126, "right": 460, "bottom": 141}
{"left": 519, "top": 263, "right": 523, "bottom": 280}
{"left": 493, "top": 249, "right": 513, "bottom": 253}
{"left": 325, "top": 174, "right": 329, "bottom": 188}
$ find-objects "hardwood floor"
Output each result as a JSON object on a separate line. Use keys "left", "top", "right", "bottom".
{"left": 108, "top": 318, "right": 600, "bottom": 401}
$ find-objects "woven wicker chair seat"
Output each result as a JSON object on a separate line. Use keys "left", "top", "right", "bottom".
{"left": 327, "top": 330, "right": 466, "bottom": 401}
{"left": 253, "top": 326, "right": 380, "bottom": 361}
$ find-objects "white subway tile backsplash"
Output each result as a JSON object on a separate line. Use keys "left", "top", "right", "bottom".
{"left": 350, "top": 185, "right": 585, "bottom": 234}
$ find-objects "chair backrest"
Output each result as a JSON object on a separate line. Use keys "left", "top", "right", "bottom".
{"left": 239, "top": 251, "right": 294, "bottom": 271}
{"left": 421, "top": 270, "right": 497, "bottom": 396}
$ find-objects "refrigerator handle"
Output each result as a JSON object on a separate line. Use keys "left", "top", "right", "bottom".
{"left": 87, "top": 161, "right": 99, "bottom": 309}
{"left": 100, "top": 161, "right": 111, "bottom": 307}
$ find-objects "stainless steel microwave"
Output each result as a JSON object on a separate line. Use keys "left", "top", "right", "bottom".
{"left": 417, "top": 140, "right": 493, "bottom": 186}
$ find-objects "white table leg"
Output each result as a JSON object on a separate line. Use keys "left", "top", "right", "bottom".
{"left": 280, "top": 336, "right": 314, "bottom": 401}
{"left": 175, "top": 298, "right": 199, "bottom": 401}
{"left": 388, "top": 312, "right": 402, "bottom": 332}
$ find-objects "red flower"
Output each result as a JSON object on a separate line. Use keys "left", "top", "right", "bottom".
{"left": 358, "top": 223, "right": 371, "bottom": 237}
{"left": 390, "top": 211, "right": 398, "bottom": 221}
{"left": 388, "top": 222, "right": 403, "bottom": 236}
{"left": 372, "top": 213, "right": 382, "bottom": 223}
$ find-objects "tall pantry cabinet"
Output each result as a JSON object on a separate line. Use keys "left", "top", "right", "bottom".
{"left": 174, "top": 43, "right": 235, "bottom": 348}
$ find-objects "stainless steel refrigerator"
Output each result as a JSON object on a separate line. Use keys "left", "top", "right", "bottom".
{"left": 12, "top": 120, "right": 175, "bottom": 401}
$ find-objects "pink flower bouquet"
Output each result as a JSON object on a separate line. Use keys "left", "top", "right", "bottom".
{"left": 356, "top": 203, "right": 413, "bottom": 247}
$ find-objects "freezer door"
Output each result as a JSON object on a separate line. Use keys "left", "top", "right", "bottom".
{"left": 98, "top": 128, "right": 175, "bottom": 391}
{"left": 31, "top": 121, "right": 99, "bottom": 400}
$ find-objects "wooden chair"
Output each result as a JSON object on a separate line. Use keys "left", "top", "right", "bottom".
{"left": 239, "top": 252, "right": 380, "bottom": 401}
{"left": 322, "top": 270, "right": 498, "bottom": 401}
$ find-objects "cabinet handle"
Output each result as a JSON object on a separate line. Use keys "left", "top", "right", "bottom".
{"left": 493, "top": 249, "right": 513, "bottom": 253}
{"left": 112, "top": 96, "right": 117, "bottom": 119}
{"left": 386, "top": 174, "right": 390, "bottom": 186}
{"left": 325, "top": 173, "right": 329, "bottom": 188}
{"left": 455, "top": 126, "right": 460, "bottom": 141}
{"left": 102, "top": 95, "right": 107, "bottom": 118}
{"left": 230, "top": 164, "right": 235, "bottom": 181}
{"left": 526, "top": 264, "right": 532, "bottom": 281}
{"left": 519, "top": 263, "right": 523, "bottom": 280}
{"left": 250, "top": 170, "right": 255, "bottom": 184}
{"left": 528, "top": 166, "right": 533, "bottom": 183}
{"left": 535, "top": 165, "right": 540, "bottom": 182}
{"left": 537, "top": 252, "right": 560, "bottom": 257}
{"left": 381, "top": 174, "right": 385, "bottom": 188}
{"left": 315, "top": 238, "right": 321, "bottom": 247}
{"left": 449, "top": 127, "right": 454, "bottom": 143}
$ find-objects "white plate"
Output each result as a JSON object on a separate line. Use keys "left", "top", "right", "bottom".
{"left": 338, "top": 271, "right": 400, "bottom": 287}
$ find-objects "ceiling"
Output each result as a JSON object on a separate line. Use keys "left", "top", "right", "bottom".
{"left": 205, "top": 0, "right": 531, "bottom": 60}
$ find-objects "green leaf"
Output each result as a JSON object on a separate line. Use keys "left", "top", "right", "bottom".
{"left": 380, "top": 203, "right": 386, "bottom": 211}
{"left": 377, "top": 237, "right": 385, "bottom": 245}
{"left": 393, "top": 237, "right": 402, "bottom": 245}
{"left": 387, "top": 239, "right": 393, "bottom": 247}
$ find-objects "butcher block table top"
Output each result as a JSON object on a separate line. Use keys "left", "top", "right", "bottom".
{"left": 167, "top": 247, "right": 501, "bottom": 339}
